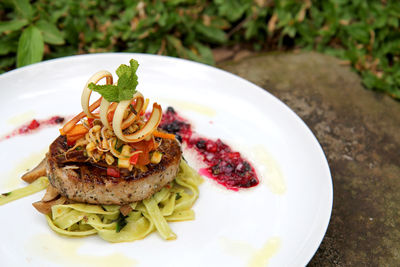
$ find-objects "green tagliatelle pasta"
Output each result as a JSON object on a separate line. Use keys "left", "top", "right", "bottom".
{"left": 45, "top": 160, "right": 203, "bottom": 242}
{"left": 0, "top": 176, "right": 49, "bottom": 205}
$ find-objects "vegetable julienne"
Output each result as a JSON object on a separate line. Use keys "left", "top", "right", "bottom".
{"left": 0, "top": 59, "right": 203, "bottom": 242}
{"left": 0, "top": 177, "right": 49, "bottom": 205}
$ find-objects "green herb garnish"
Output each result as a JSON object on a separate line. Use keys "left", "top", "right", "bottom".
{"left": 88, "top": 59, "right": 139, "bottom": 102}
{"left": 1, "top": 192, "right": 11, "bottom": 197}
{"left": 175, "top": 192, "right": 182, "bottom": 200}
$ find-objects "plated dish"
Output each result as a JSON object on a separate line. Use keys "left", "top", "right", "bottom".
{"left": 0, "top": 53, "right": 332, "bottom": 266}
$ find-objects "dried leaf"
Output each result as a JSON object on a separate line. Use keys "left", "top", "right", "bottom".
{"left": 268, "top": 13, "right": 278, "bottom": 33}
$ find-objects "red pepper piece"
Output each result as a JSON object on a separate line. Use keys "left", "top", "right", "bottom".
{"left": 107, "top": 167, "right": 121, "bottom": 178}
{"left": 129, "top": 153, "right": 140, "bottom": 165}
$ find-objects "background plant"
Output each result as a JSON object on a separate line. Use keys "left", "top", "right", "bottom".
{"left": 1, "top": 0, "right": 399, "bottom": 99}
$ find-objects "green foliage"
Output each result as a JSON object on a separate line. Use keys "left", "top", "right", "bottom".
{"left": 17, "top": 25, "right": 44, "bottom": 67}
{"left": 0, "top": 0, "right": 399, "bottom": 99}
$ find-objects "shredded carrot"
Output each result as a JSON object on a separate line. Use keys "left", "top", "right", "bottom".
{"left": 67, "top": 124, "right": 88, "bottom": 137}
{"left": 65, "top": 124, "right": 89, "bottom": 145}
{"left": 153, "top": 130, "right": 176, "bottom": 140}
{"left": 66, "top": 133, "right": 85, "bottom": 146}
{"left": 61, "top": 97, "right": 102, "bottom": 135}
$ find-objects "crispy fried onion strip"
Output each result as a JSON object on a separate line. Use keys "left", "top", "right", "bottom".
{"left": 113, "top": 102, "right": 162, "bottom": 143}
{"left": 99, "top": 92, "right": 144, "bottom": 130}
{"left": 81, "top": 70, "right": 113, "bottom": 119}
{"left": 99, "top": 98, "right": 112, "bottom": 129}
{"left": 122, "top": 92, "right": 144, "bottom": 130}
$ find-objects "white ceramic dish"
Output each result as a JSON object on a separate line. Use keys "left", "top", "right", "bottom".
{"left": 0, "top": 53, "right": 332, "bottom": 267}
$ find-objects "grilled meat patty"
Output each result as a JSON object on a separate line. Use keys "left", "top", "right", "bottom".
{"left": 46, "top": 135, "right": 181, "bottom": 205}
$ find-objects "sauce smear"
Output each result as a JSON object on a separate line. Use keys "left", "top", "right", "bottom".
{"left": 159, "top": 107, "right": 259, "bottom": 191}
{"left": 1, "top": 116, "right": 65, "bottom": 141}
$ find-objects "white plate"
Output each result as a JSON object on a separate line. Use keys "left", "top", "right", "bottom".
{"left": 0, "top": 53, "right": 332, "bottom": 267}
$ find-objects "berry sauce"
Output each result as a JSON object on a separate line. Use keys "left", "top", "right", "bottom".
{"left": 159, "top": 107, "right": 259, "bottom": 191}
{"left": 0, "top": 116, "right": 65, "bottom": 142}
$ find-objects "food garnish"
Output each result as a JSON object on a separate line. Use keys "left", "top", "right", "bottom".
{"left": 59, "top": 59, "right": 164, "bottom": 171}
{"left": 88, "top": 59, "right": 139, "bottom": 102}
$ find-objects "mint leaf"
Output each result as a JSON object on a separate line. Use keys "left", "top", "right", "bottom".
{"left": 88, "top": 59, "right": 139, "bottom": 102}
{"left": 88, "top": 84, "right": 117, "bottom": 101}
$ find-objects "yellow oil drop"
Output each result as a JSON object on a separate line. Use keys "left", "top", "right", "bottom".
{"left": 1, "top": 149, "right": 47, "bottom": 191}
{"left": 159, "top": 98, "right": 216, "bottom": 117}
{"left": 25, "top": 233, "right": 137, "bottom": 267}
{"left": 7, "top": 111, "right": 36, "bottom": 126}
{"left": 248, "top": 237, "right": 281, "bottom": 267}
{"left": 251, "top": 146, "right": 286, "bottom": 195}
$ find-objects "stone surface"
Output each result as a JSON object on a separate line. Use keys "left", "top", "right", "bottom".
{"left": 219, "top": 52, "right": 400, "bottom": 266}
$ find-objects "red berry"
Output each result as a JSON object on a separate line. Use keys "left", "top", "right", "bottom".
{"left": 206, "top": 141, "right": 217, "bottom": 152}
{"left": 28, "top": 119, "right": 40, "bottom": 130}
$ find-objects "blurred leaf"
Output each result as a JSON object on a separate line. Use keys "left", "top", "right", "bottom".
{"left": 49, "top": 5, "right": 69, "bottom": 23}
{"left": 245, "top": 20, "right": 258, "bottom": 40}
{"left": 145, "top": 40, "right": 161, "bottom": 54}
{"left": 362, "top": 71, "right": 378, "bottom": 89}
{"left": 215, "top": 0, "right": 249, "bottom": 21}
{"left": 387, "top": 16, "right": 399, "bottom": 28}
{"left": 17, "top": 26, "right": 44, "bottom": 67}
{"left": 166, "top": 35, "right": 185, "bottom": 57}
{"left": 0, "top": 40, "right": 17, "bottom": 55}
{"left": 36, "top": 20, "right": 65, "bottom": 45}
{"left": 0, "top": 19, "right": 28, "bottom": 34}
{"left": 194, "top": 23, "right": 226, "bottom": 44}
{"left": 0, "top": 57, "right": 15, "bottom": 74}
{"left": 373, "top": 13, "right": 387, "bottom": 28}
{"left": 282, "top": 26, "right": 296, "bottom": 38}
{"left": 167, "top": 0, "right": 196, "bottom": 6}
{"left": 346, "top": 23, "right": 370, "bottom": 44}
{"left": 12, "top": 0, "right": 33, "bottom": 20}
{"left": 194, "top": 42, "right": 214, "bottom": 65}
